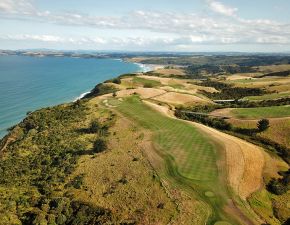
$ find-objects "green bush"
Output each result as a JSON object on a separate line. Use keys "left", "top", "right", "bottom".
{"left": 83, "top": 83, "right": 119, "bottom": 98}
{"left": 143, "top": 83, "right": 153, "bottom": 88}
{"left": 89, "top": 120, "right": 101, "bottom": 133}
{"left": 93, "top": 139, "right": 107, "bottom": 153}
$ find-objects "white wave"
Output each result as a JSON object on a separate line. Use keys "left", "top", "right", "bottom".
{"left": 73, "top": 91, "right": 91, "bottom": 102}
{"left": 134, "top": 63, "right": 154, "bottom": 72}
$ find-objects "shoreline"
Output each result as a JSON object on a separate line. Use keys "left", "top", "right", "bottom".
{"left": 76, "top": 61, "right": 160, "bottom": 101}
{"left": 0, "top": 57, "right": 146, "bottom": 140}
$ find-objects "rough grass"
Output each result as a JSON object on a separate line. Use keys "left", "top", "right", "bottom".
{"left": 258, "top": 64, "right": 290, "bottom": 73}
{"left": 155, "top": 68, "right": 186, "bottom": 76}
{"left": 72, "top": 105, "right": 177, "bottom": 224}
{"left": 228, "top": 118, "right": 290, "bottom": 148}
{"left": 248, "top": 189, "right": 280, "bottom": 225}
{"left": 132, "top": 77, "right": 161, "bottom": 87}
{"left": 231, "top": 105, "right": 290, "bottom": 119}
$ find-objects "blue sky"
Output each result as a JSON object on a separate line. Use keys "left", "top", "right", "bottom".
{"left": 0, "top": 0, "right": 289, "bottom": 52}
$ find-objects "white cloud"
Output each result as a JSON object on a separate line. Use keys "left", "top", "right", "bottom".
{"left": 0, "top": 0, "right": 289, "bottom": 49}
{"left": 0, "top": 0, "right": 35, "bottom": 14}
{"left": 4, "top": 34, "right": 65, "bottom": 42}
{"left": 206, "top": 0, "right": 238, "bottom": 17}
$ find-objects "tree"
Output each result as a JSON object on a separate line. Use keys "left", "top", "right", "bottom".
{"left": 257, "top": 119, "right": 270, "bottom": 132}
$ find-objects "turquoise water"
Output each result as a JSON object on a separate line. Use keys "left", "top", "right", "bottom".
{"left": 0, "top": 55, "right": 142, "bottom": 138}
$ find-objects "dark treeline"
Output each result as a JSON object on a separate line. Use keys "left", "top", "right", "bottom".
{"left": 197, "top": 80, "right": 267, "bottom": 100}
{"left": 185, "top": 64, "right": 255, "bottom": 75}
{"left": 257, "top": 70, "right": 290, "bottom": 78}
{"left": 202, "top": 87, "right": 266, "bottom": 100}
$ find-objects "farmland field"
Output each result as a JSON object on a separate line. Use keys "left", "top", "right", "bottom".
{"left": 231, "top": 105, "right": 290, "bottom": 119}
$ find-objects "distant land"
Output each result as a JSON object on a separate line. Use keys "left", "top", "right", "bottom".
{"left": 1, "top": 49, "right": 290, "bottom": 60}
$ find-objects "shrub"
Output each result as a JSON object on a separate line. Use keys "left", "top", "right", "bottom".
{"left": 267, "top": 179, "right": 288, "bottom": 195}
{"left": 89, "top": 120, "right": 101, "bottom": 133}
{"left": 267, "top": 169, "right": 290, "bottom": 195}
{"left": 93, "top": 139, "right": 107, "bottom": 153}
{"left": 257, "top": 119, "right": 270, "bottom": 132}
{"left": 70, "top": 174, "right": 84, "bottom": 189}
{"left": 83, "top": 83, "right": 119, "bottom": 98}
{"left": 143, "top": 83, "right": 153, "bottom": 88}
{"left": 112, "top": 78, "right": 121, "bottom": 84}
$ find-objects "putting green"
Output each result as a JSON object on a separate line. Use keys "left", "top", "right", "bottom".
{"left": 205, "top": 191, "right": 215, "bottom": 197}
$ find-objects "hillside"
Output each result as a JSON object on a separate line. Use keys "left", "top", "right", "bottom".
{"left": 1, "top": 64, "right": 290, "bottom": 225}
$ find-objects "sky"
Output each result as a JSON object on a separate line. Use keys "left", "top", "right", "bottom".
{"left": 0, "top": 0, "right": 290, "bottom": 52}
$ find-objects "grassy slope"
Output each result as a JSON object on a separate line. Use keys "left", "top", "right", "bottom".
{"left": 231, "top": 105, "right": 290, "bottom": 119}
{"left": 0, "top": 99, "right": 177, "bottom": 224}
{"left": 70, "top": 98, "right": 177, "bottom": 223}
{"left": 112, "top": 96, "right": 249, "bottom": 225}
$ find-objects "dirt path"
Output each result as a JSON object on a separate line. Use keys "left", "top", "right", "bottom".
{"left": 0, "top": 137, "right": 15, "bottom": 156}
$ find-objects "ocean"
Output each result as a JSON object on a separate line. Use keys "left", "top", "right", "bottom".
{"left": 0, "top": 55, "right": 145, "bottom": 138}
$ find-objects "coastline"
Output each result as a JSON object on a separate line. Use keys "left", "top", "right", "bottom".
{"left": 76, "top": 61, "right": 160, "bottom": 102}
{"left": 0, "top": 57, "right": 145, "bottom": 139}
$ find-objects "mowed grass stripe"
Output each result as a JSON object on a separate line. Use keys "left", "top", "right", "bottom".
{"left": 117, "top": 97, "right": 218, "bottom": 181}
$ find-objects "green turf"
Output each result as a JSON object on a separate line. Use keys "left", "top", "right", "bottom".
{"left": 116, "top": 96, "right": 217, "bottom": 181}
{"left": 106, "top": 98, "right": 122, "bottom": 106}
{"left": 169, "top": 83, "right": 185, "bottom": 89}
{"left": 214, "top": 221, "right": 232, "bottom": 225}
{"left": 231, "top": 105, "right": 290, "bottom": 119}
{"left": 244, "top": 91, "right": 290, "bottom": 101}
{"left": 132, "top": 77, "right": 161, "bottom": 87}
